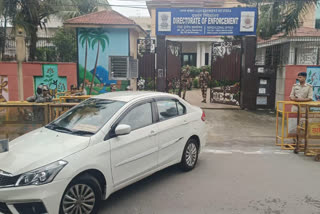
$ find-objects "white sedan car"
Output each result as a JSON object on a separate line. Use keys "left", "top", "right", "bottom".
{"left": 0, "top": 92, "right": 207, "bottom": 214}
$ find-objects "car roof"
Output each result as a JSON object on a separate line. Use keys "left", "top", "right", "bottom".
{"left": 93, "top": 91, "right": 179, "bottom": 102}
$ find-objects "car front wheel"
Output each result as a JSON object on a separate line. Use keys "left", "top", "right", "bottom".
{"left": 60, "top": 174, "right": 102, "bottom": 214}
{"left": 179, "top": 139, "right": 199, "bottom": 171}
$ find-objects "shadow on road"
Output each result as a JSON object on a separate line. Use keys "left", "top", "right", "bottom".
{"left": 100, "top": 164, "right": 184, "bottom": 210}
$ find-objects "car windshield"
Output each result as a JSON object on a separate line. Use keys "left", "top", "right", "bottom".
{"left": 46, "top": 98, "right": 126, "bottom": 136}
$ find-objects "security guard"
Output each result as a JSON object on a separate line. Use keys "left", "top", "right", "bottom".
{"left": 181, "top": 65, "right": 190, "bottom": 100}
{"left": 199, "top": 67, "right": 211, "bottom": 103}
{"left": 27, "top": 84, "right": 53, "bottom": 103}
{"left": 288, "top": 72, "right": 313, "bottom": 138}
{"left": 290, "top": 72, "right": 313, "bottom": 103}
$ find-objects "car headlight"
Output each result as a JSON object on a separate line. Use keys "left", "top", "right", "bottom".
{"left": 15, "top": 160, "right": 68, "bottom": 187}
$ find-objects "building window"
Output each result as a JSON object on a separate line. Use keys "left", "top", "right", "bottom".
{"left": 182, "top": 53, "right": 196, "bottom": 66}
{"left": 205, "top": 53, "right": 209, "bottom": 65}
{"left": 316, "top": 19, "right": 320, "bottom": 29}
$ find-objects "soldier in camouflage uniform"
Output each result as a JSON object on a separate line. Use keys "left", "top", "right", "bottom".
{"left": 199, "top": 67, "right": 210, "bottom": 103}
{"left": 27, "top": 84, "right": 53, "bottom": 103}
{"left": 180, "top": 65, "right": 190, "bottom": 100}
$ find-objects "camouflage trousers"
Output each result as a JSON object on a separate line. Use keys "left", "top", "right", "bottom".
{"left": 201, "top": 85, "right": 208, "bottom": 101}
{"left": 181, "top": 81, "right": 188, "bottom": 99}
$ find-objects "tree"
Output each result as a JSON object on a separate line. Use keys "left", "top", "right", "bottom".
{"left": 0, "top": 0, "right": 109, "bottom": 61}
{"left": 89, "top": 29, "right": 109, "bottom": 95}
{"left": 52, "top": 27, "right": 77, "bottom": 62}
{"left": 237, "top": 0, "right": 318, "bottom": 39}
{"left": 79, "top": 29, "right": 92, "bottom": 88}
{"left": 59, "top": 0, "right": 110, "bottom": 20}
{"left": 0, "top": 0, "right": 17, "bottom": 59}
{"left": 2, "top": 0, "right": 63, "bottom": 61}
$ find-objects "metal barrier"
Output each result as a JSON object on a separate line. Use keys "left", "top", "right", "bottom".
{"left": 58, "top": 96, "right": 91, "bottom": 103}
{"left": 276, "top": 101, "right": 320, "bottom": 150}
{"left": 0, "top": 102, "right": 78, "bottom": 140}
{"left": 294, "top": 104, "right": 320, "bottom": 161}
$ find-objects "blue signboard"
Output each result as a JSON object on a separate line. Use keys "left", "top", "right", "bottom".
{"left": 156, "top": 8, "right": 258, "bottom": 36}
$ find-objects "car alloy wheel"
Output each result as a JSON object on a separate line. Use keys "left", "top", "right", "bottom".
{"left": 180, "top": 139, "right": 199, "bottom": 171}
{"left": 62, "top": 184, "right": 96, "bottom": 214}
{"left": 185, "top": 143, "right": 197, "bottom": 167}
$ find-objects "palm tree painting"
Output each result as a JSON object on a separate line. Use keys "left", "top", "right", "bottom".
{"left": 89, "top": 29, "right": 110, "bottom": 95}
{"left": 79, "top": 29, "right": 92, "bottom": 88}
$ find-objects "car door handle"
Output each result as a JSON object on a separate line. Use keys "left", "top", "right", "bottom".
{"left": 149, "top": 130, "right": 157, "bottom": 137}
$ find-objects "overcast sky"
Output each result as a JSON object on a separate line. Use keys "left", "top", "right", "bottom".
{"left": 108, "top": 0, "right": 150, "bottom": 17}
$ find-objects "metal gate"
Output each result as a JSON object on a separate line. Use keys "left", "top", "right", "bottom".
{"left": 210, "top": 40, "right": 241, "bottom": 106}
{"left": 138, "top": 53, "right": 155, "bottom": 91}
{"left": 137, "top": 37, "right": 156, "bottom": 91}
{"left": 166, "top": 40, "right": 182, "bottom": 95}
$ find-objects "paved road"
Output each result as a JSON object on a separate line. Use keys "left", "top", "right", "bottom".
{"left": 99, "top": 110, "right": 320, "bottom": 214}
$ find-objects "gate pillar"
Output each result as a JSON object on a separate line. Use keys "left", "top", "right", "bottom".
{"left": 240, "top": 36, "right": 258, "bottom": 110}
{"left": 156, "top": 35, "right": 167, "bottom": 92}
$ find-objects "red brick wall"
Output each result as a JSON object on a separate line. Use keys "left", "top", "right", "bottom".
{"left": 0, "top": 62, "right": 77, "bottom": 101}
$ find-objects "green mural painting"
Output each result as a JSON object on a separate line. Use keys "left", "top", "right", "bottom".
{"left": 34, "top": 65, "right": 67, "bottom": 97}
{"left": 78, "top": 28, "right": 129, "bottom": 95}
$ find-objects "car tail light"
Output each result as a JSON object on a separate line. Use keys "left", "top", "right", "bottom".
{"left": 201, "top": 111, "right": 206, "bottom": 121}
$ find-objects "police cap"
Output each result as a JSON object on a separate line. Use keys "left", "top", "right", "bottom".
{"left": 298, "top": 72, "right": 307, "bottom": 77}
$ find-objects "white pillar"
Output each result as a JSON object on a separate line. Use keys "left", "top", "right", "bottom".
{"left": 15, "top": 28, "right": 26, "bottom": 101}
{"left": 201, "top": 43, "right": 206, "bottom": 67}
{"left": 288, "top": 42, "right": 296, "bottom": 65}
{"left": 196, "top": 42, "right": 201, "bottom": 68}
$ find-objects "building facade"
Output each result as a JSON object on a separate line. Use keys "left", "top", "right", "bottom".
{"left": 147, "top": 0, "right": 246, "bottom": 68}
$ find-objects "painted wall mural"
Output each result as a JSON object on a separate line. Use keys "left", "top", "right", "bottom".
{"left": 0, "top": 76, "right": 9, "bottom": 102}
{"left": 307, "top": 67, "right": 320, "bottom": 101}
{"left": 78, "top": 28, "right": 129, "bottom": 95}
{"left": 34, "top": 64, "right": 67, "bottom": 97}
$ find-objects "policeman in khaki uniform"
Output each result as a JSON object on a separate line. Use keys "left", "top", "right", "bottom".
{"left": 289, "top": 72, "right": 313, "bottom": 104}
{"left": 199, "top": 67, "right": 211, "bottom": 103}
{"left": 181, "top": 65, "right": 190, "bottom": 100}
{"left": 288, "top": 72, "right": 313, "bottom": 136}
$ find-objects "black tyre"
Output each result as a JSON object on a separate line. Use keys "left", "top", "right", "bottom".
{"left": 60, "top": 174, "right": 102, "bottom": 214}
{"left": 179, "top": 139, "right": 199, "bottom": 171}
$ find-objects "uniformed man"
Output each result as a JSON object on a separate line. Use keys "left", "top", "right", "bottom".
{"left": 288, "top": 72, "right": 313, "bottom": 137}
{"left": 290, "top": 72, "right": 313, "bottom": 103}
{"left": 27, "top": 84, "right": 53, "bottom": 103}
{"left": 199, "top": 67, "right": 211, "bottom": 103}
{"left": 180, "top": 65, "right": 190, "bottom": 100}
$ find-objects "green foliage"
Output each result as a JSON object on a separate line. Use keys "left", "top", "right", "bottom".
{"left": 1, "top": 0, "right": 110, "bottom": 61}
{"left": 35, "top": 47, "right": 57, "bottom": 62}
{"left": 52, "top": 28, "right": 77, "bottom": 62}
{"left": 193, "top": 79, "right": 199, "bottom": 88}
{"left": 58, "top": 0, "right": 110, "bottom": 20}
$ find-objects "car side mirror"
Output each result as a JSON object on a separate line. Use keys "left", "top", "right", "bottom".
{"left": 115, "top": 124, "right": 131, "bottom": 136}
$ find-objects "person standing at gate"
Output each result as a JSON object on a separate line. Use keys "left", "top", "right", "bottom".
{"left": 199, "top": 67, "right": 211, "bottom": 103}
{"left": 181, "top": 65, "right": 190, "bottom": 100}
{"left": 290, "top": 72, "right": 313, "bottom": 103}
{"left": 288, "top": 72, "right": 313, "bottom": 136}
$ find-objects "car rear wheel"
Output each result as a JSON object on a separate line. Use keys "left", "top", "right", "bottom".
{"left": 179, "top": 139, "right": 199, "bottom": 171}
{"left": 60, "top": 174, "right": 102, "bottom": 214}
